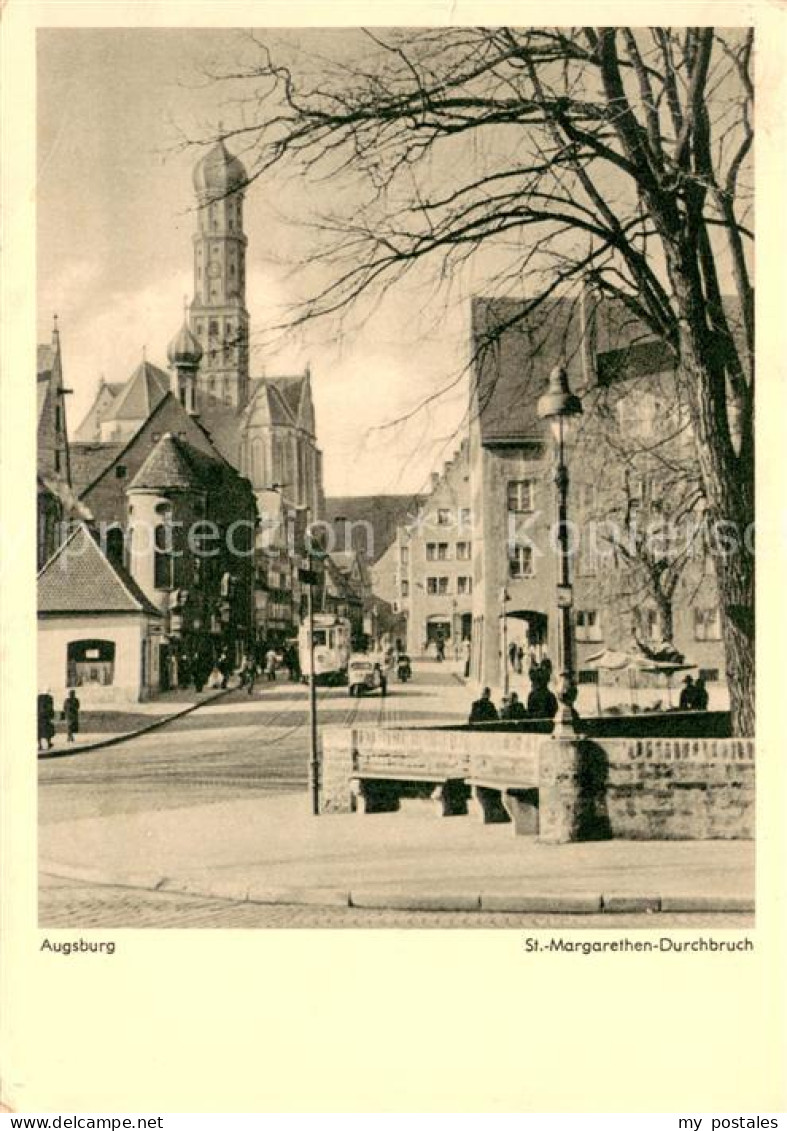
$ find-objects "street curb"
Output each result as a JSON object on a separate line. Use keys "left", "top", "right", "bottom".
{"left": 349, "top": 890, "right": 482, "bottom": 912}
{"left": 39, "top": 864, "right": 754, "bottom": 915}
{"left": 36, "top": 686, "right": 235, "bottom": 760}
{"left": 481, "top": 893, "right": 602, "bottom": 914}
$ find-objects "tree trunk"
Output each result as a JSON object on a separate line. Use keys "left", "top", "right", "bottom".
{"left": 714, "top": 530, "right": 755, "bottom": 735}
{"left": 669, "top": 280, "right": 755, "bottom": 736}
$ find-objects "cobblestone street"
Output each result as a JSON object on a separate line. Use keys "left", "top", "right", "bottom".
{"left": 39, "top": 874, "right": 752, "bottom": 930}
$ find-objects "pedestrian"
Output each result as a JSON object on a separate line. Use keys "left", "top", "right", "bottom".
{"left": 679, "top": 675, "right": 696, "bottom": 710}
{"left": 265, "top": 647, "right": 277, "bottom": 682}
{"left": 526, "top": 670, "right": 558, "bottom": 719}
{"left": 694, "top": 677, "right": 709, "bottom": 711}
{"left": 435, "top": 634, "right": 445, "bottom": 662}
{"left": 501, "top": 690, "right": 527, "bottom": 721}
{"left": 61, "top": 688, "right": 81, "bottom": 743}
{"left": 374, "top": 661, "right": 388, "bottom": 697}
{"left": 218, "top": 650, "right": 232, "bottom": 690}
{"left": 508, "top": 640, "right": 518, "bottom": 672}
{"left": 515, "top": 643, "right": 524, "bottom": 675}
{"left": 469, "top": 687, "right": 499, "bottom": 724}
{"left": 37, "top": 690, "right": 56, "bottom": 752}
{"left": 242, "top": 655, "right": 257, "bottom": 696}
{"left": 460, "top": 637, "right": 471, "bottom": 679}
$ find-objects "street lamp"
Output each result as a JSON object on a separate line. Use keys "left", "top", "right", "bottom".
{"left": 299, "top": 519, "right": 324, "bottom": 816}
{"left": 537, "top": 364, "right": 583, "bottom": 735}
{"left": 499, "top": 586, "right": 511, "bottom": 698}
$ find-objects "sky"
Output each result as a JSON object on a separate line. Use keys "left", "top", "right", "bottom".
{"left": 36, "top": 28, "right": 473, "bottom": 498}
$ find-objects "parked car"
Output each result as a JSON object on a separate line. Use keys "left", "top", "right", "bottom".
{"left": 348, "top": 655, "right": 388, "bottom": 697}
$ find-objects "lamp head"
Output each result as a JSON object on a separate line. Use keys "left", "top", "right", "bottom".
{"left": 537, "top": 364, "right": 583, "bottom": 424}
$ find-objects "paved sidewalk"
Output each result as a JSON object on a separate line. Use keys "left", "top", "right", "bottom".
{"left": 37, "top": 685, "right": 234, "bottom": 758}
{"left": 40, "top": 791, "right": 754, "bottom": 915}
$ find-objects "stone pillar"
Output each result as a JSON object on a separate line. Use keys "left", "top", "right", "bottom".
{"left": 320, "top": 727, "right": 356, "bottom": 813}
{"left": 537, "top": 735, "right": 610, "bottom": 843}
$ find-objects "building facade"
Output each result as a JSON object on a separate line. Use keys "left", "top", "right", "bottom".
{"left": 468, "top": 294, "right": 727, "bottom": 709}
{"left": 67, "top": 137, "right": 330, "bottom": 650}
{"left": 372, "top": 443, "right": 474, "bottom": 657}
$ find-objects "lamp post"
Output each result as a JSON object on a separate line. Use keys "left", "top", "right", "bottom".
{"left": 299, "top": 519, "right": 323, "bottom": 816}
{"left": 537, "top": 364, "right": 583, "bottom": 735}
{"left": 500, "top": 586, "right": 510, "bottom": 698}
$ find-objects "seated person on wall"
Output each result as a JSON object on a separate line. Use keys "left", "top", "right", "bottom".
{"left": 500, "top": 690, "right": 527, "bottom": 721}
{"left": 469, "top": 687, "right": 499, "bottom": 724}
{"left": 526, "top": 666, "right": 559, "bottom": 720}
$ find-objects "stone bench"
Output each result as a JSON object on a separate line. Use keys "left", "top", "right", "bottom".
{"left": 466, "top": 776, "right": 540, "bottom": 835}
{"left": 466, "top": 746, "right": 541, "bottom": 835}
{"left": 350, "top": 770, "right": 470, "bottom": 817}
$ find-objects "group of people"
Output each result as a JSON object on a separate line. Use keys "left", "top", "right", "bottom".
{"left": 232, "top": 642, "right": 301, "bottom": 695}
{"left": 678, "top": 675, "right": 710, "bottom": 711}
{"left": 37, "top": 688, "right": 80, "bottom": 752}
{"left": 469, "top": 674, "right": 559, "bottom": 725}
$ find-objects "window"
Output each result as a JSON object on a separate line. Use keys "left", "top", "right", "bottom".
{"left": 456, "top": 542, "right": 471, "bottom": 560}
{"left": 509, "top": 545, "right": 534, "bottom": 579}
{"left": 457, "top": 576, "right": 472, "bottom": 595}
{"left": 67, "top": 639, "right": 116, "bottom": 688}
{"left": 460, "top": 508, "right": 471, "bottom": 529}
{"left": 576, "top": 609, "right": 603, "bottom": 642}
{"left": 578, "top": 669, "right": 599, "bottom": 685}
{"left": 437, "top": 543, "right": 449, "bottom": 561}
{"left": 426, "top": 543, "right": 437, "bottom": 561}
{"left": 105, "top": 527, "right": 125, "bottom": 569}
{"left": 54, "top": 451, "right": 61, "bottom": 473}
{"left": 401, "top": 580, "right": 409, "bottom": 598}
{"left": 400, "top": 546, "right": 409, "bottom": 566}
{"left": 437, "top": 509, "right": 451, "bottom": 526}
{"left": 694, "top": 607, "right": 722, "bottom": 641}
{"left": 154, "top": 524, "right": 174, "bottom": 590}
{"left": 209, "top": 320, "right": 219, "bottom": 336}
{"left": 507, "top": 480, "right": 535, "bottom": 513}
{"left": 438, "top": 577, "right": 449, "bottom": 595}
{"left": 426, "top": 577, "right": 450, "bottom": 595}
{"left": 115, "top": 465, "right": 127, "bottom": 480}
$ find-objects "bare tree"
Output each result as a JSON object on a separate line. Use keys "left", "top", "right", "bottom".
{"left": 202, "top": 27, "right": 754, "bottom": 733}
{"left": 578, "top": 366, "right": 708, "bottom": 650}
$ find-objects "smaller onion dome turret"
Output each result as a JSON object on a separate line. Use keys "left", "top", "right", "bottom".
{"left": 167, "top": 320, "right": 203, "bottom": 367}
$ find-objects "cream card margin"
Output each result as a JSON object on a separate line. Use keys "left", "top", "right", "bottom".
{"left": 1, "top": 0, "right": 785, "bottom": 1114}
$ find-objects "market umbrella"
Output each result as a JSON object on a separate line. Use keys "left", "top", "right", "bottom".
{"left": 584, "top": 649, "right": 652, "bottom": 713}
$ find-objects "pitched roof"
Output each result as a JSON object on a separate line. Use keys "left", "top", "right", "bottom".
{"left": 73, "top": 382, "right": 125, "bottom": 441}
{"left": 37, "top": 344, "right": 56, "bottom": 376}
{"left": 70, "top": 442, "right": 126, "bottom": 496}
{"left": 471, "top": 294, "right": 650, "bottom": 445}
{"left": 267, "top": 376, "right": 304, "bottom": 421}
{"left": 597, "top": 338, "right": 676, "bottom": 385}
{"left": 324, "top": 495, "right": 425, "bottom": 563}
{"left": 37, "top": 523, "right": 162, "bottom": 617}
{"left": 37, "top": 375, "right": 50, "bottom": 428}
{"left": 128, "top": 431, "right": 226, "bottom": 491}
{"left": 198, "top": 402, "right": 243, "bottom": 465}
{"left": 102, "top": 359, "right": 170, "bottom": 422}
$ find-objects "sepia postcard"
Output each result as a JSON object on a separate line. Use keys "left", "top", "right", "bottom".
{"left": 1, "top": 0, "right": 785, "bottom": 1116}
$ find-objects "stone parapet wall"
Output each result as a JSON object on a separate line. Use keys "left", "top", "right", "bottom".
{"left": 601, "top": 737, "right": 755, "bottom": 840}
{"left": 320, "top": 725, "right": 755, "bottom": 841}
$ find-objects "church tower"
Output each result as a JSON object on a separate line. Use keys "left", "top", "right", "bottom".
{"left": 189, "top": 138, "right": 250, "bottom": 409}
